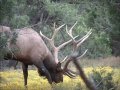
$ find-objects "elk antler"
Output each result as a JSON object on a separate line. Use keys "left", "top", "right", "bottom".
{"left": 66, "top": 22, "right": 92, "bottom": 52}
{"left": 40, "top": 22, "right": 91, "bottom": 78}
{"left": 64, "top": 22, "right": 91, "bottom": 68}
{"left": 63, "top": 21, "right": 92, "bottom": 71}
{"left": 40, "top": 23, "right": 75, "bottom": 64}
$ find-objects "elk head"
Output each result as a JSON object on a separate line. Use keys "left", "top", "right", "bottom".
{"left": 40, "top": 22, "right": 92, "bottom": 83}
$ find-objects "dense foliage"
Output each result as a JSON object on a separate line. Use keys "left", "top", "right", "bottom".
{"left": 0, "top": 0, "right": 120, "bottom": 59}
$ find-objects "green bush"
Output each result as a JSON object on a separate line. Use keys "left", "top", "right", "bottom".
{"left": 10, "top": 15, "right": 29, "bottom": 28}
{"left": 91, "top": 67, "right": 116, "bottom": 90}
{"left": 0, "top": 32, "right": 9, "bottom": 59}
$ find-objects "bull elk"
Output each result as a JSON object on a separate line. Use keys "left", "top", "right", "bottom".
{"left": 0, "top": 23, "right": 96, "bottom": 90}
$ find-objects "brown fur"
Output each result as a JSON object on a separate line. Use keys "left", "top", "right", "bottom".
{"left": 10, "top": 28, "right": 53, "bottom": 64}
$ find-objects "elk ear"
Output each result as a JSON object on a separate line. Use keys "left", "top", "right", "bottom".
{"left": 56, "top": 62, "right": 62, "bottom": 72}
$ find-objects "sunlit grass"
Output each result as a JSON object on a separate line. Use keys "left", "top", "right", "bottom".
{"left": 0, "top": 67, "right": 120, "bottom": 90}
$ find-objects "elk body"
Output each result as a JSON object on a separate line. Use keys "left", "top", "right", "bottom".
{"left": 0, "top": 23, "right": 96, "bottom": 90}
{"left": 2, "top": 27, "right": 64, "bottom": 85}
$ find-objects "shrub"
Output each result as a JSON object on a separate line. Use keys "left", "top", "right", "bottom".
{"left": 91, "top": 67, "right": 116, "bottom": 90}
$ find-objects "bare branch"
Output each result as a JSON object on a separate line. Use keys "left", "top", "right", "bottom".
{"left": 73, "top": 59, "right": 97, "bottom": 90}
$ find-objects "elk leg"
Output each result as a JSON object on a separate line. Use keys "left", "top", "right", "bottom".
{"left": 22, "top": 63, "right": 28, "bottom": 86}
{"left": 34, "top": 62, "right": 52, "bottom": 84}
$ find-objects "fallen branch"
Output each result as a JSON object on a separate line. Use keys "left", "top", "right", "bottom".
{"left": 72, "top": 58, "right": 97, "bottom": 90}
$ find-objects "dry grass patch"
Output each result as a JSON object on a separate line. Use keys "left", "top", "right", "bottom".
{"left": 79, "top": 56, "right": 120, "bottom": 67}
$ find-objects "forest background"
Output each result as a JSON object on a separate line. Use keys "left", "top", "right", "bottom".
{"left": 0, "top": 0, "right": 120, "bottom": 60}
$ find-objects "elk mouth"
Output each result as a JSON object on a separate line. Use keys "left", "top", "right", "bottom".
{"left": 53, "top": 80, "right": 63, "bottom": 83}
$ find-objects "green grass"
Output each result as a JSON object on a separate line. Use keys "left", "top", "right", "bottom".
{"left": 0, "top": 67, "right": 120, "bottom": 90}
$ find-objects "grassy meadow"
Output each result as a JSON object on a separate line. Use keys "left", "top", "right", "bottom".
{"left": 0, "top": 57, "right": 120, "bottom": 90}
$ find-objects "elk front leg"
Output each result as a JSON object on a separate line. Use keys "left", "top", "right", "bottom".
{"left": 22, "top": 63, "right": 28, "bottom": 86}
{"left": 34, "top": 62, "right": 52, "bottom": 84}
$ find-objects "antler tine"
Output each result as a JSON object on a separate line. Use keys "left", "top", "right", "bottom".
{"left": 58, "top": 35, "right": 78, "bottom": 50}
{"left": 54, "top": 37, "right": 73, "bottom": 64}
{"left": 76, "top": 29, "right": 92, "bottom": 44}
{"left": 40, "top": 31, "right": 51, "bottom": 41}
{"left": 66, "top": 22, "right": 77, "bottom": 38}
{"left": 58, "top": 39, "right": 71, "bottom": 49}
{"left": 66, "top": 22, "right": 77, "bottom": 41}
{"left": 77, "top": 49, "right": 88, "bottom": 60}
{"left": 76, "top": 30, "right": 92, "bottom": 49}
{"left": 64, "top": 72, "right": 76, "bottom": 78}
{"left": 60, "top": 56, "right": 68, "bottom": 63}
{"left": 51, "top": 24, "right": 65, "bottom": 40}
{"left": 69, "top": 21, "right": 78, "bottom": 37}
{"left": 59, "top": 35, "right": 79, "bottom": 63}
{"left": 66, "top": 70, "right": 77, "bottom": 77}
